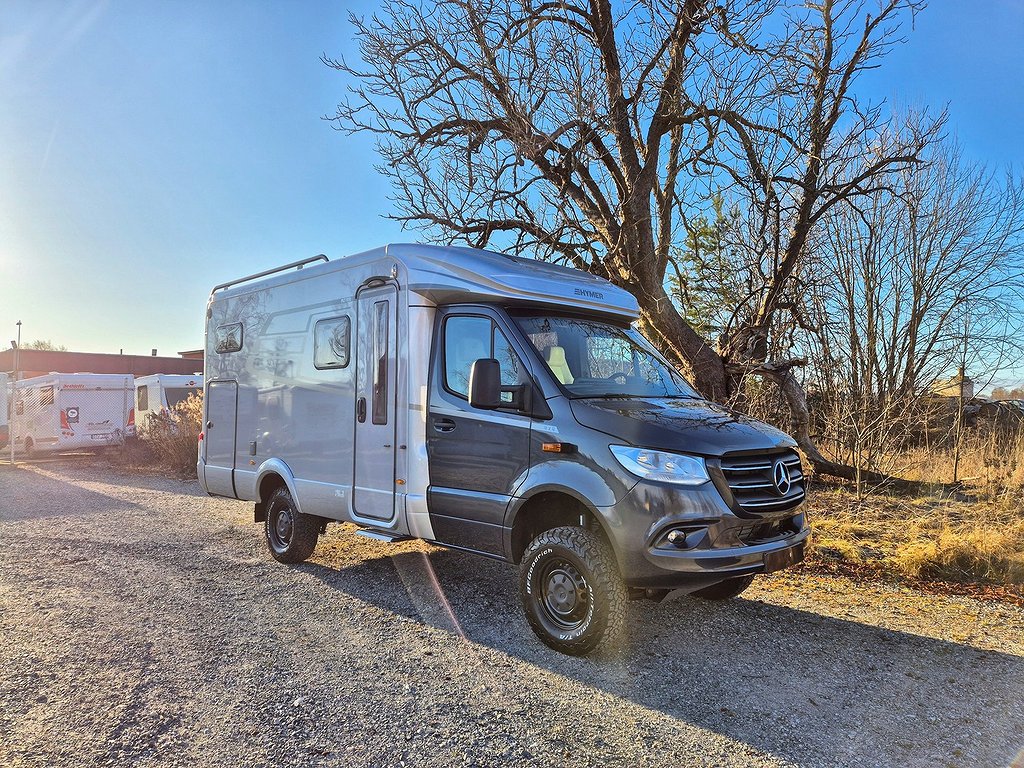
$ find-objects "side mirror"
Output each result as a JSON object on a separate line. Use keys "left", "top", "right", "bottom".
{"left": 469, "top": 358, "right": 502, "bottom": 410}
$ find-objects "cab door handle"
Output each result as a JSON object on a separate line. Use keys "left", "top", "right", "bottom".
{"left": 432, "top": 417, "right": 456, "bottom": 433}
{"left": 357, "top": 397, "right": 366, "bottom": 423}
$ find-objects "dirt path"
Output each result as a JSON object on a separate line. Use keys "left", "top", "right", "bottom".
{"left": 1, "top": 462, "right": 1021, "bottom": 767}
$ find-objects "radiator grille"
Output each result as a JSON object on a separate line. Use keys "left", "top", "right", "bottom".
{"left": 718, "top": 450, "right": 805, "bottom": 515}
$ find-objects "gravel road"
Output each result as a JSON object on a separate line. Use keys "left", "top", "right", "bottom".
{"left": 0, "top": 460, "right": 1021, "bottom": 768}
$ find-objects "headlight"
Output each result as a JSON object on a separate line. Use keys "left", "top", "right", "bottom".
{"left": 609, "top": 445, "right": 710, "bottom": 486}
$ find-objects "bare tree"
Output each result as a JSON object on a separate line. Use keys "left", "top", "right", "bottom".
{"left": 802, "top": 137, "right": 1024, "bottom": 482}
{"left": 326, "top": 0, "right": 940, "bottom": 480}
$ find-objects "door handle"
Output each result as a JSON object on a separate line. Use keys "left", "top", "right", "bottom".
{"left": 356, "top": 397, "right": 366, "bottom": 423}
{"left": 432, "top": 417, "right": 456, "bottom": 433}
{"left": 206, "top": 420, "right": 213, "bottom": 429}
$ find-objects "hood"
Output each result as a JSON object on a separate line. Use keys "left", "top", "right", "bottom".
{"left": 569, "top": 397, "right": 796, "bottom": 457}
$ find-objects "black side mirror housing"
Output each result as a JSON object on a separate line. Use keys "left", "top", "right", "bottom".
{"left": 469, "top": 358, "right": 502, "bottom": 409}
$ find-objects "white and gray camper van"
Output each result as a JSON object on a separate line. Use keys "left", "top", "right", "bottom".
{"left": 133, "top": 373, "right": 203, "bottom": 436}
{"left": 199, "top": 244, "right": 809, "bottom": 654}
{"left": 11, "top": 373, "right": 133, "bottom": 457}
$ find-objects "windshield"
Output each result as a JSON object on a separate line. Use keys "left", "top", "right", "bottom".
{"left": 512, "top": 314, "right": 700, "bottom": 399}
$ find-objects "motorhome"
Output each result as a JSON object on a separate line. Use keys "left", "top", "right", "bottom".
{"left": 11, "top": 373, "right": 133, "bottom": 457}
{"left": 199, "top": 245, "right": 809, "bottom": 654}
{"left": 133, "top": 374, "right": 203, "bottom": 436}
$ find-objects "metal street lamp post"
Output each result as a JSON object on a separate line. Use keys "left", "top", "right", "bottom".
{"left": 9, "top": 321, "right": 20, "bottom": 464}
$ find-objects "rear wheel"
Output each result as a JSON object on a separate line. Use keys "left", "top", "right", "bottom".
{"left": 24, "top": 437, "right": 34, "bottom": 459}
{"left": 519, "top": 526, "right": 627, "bottom": 656}
{"left": 691, "top": 574, "right": 756, "bottom": 600}
{"left": 264, "top": 486, "right": 319, "bottom": 564}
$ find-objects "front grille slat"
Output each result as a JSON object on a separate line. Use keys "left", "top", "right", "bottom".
{"left": 718, "top": 449, "right": 806, "bottom": 516}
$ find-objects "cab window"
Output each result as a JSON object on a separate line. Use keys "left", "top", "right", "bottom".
{"left": 443, "top": 315, "right": 526, "bottom": 404}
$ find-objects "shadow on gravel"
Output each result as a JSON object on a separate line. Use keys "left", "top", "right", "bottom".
{"left": 299, "top": 545, "right": 1024, "bottom": 768}
{"left": 0, "top": 466, "right": 148, "bottom": 522}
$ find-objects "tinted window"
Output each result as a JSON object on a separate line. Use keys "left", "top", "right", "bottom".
{"left": 165, "top": 388, "right": 196, "bottom": 408}
{"left": 444, "top": 316, "right": 491, "bottom": 397}
{"left": 137, "top": 386, "right": 149, "bottom": 411}
{"left": 371, "top": 301, "right": 389, "bottom": 425}
{"left": 314, "top": 316, "right": 351, "bottom": 369}
{"left": 443, "top": 315, "right": 526, "bottom": 404}
{"left": 40, "top": 386, "right": 54, "bottom": 407}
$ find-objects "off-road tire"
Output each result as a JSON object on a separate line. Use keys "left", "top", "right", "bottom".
{"left": 264, "top": 486, "right": 319, "bottom": 564}
{"left": 519, "top": 526, "right": 627, "bottom": 656}
{"left": 691, "top": 574, "right": 756, "bottom": 600}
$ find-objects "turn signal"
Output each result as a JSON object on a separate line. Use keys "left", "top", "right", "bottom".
{"left": 542, "top": 442, "right": 576, "bottom": 454}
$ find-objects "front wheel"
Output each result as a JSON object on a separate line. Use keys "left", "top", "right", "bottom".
{"left": 519, "top": 526, "right": 627, "bottom": 656}
{"left": 691, "top": 574, "right": 756, "bottom": 600}
{"left": 264, "top": 486, "right": 319, "bottom": 564}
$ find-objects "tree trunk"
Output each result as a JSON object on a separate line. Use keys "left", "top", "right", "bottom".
{"left": 635, "top": 287, "right": 730, "bottom": 401}
{"left": 758, "top": 361, "right": 945, "bottom": 494}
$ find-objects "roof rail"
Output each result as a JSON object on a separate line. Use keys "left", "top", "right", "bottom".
{"left": 212, "top": 254, "right": 329, "bottom": 293}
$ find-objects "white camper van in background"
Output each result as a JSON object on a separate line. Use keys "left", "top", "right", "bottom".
{"left": 11, "top": 373, "right": 133, "bottom": 457}
{"left": 133, "top": 374, "right": 203, "bottom": 436}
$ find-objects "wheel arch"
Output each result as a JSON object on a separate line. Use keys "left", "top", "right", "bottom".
{"left": 253, "top": 459, "right": 302, "bottom": 523}
{"left": 506, "top": 486, "right": 622, "bottom": 570}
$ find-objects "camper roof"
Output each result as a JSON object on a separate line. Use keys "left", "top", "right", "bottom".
{"left": 213, "top": 243, "right": 640, "bottom": 321}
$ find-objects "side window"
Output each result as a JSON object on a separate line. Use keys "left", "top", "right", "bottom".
{"left": 215, "top": 323, "right": 243, "bottom": 354}
{"left": 443, "top": 315, "right": 527, "bottom": 405}
{"left": 40, "top": 386, "right": 55, "bottom": 407}
{"left": 137, "top": 386, "right": 149, "bottom": 412}
{"left": 371, "top": 301, "right": 389, "bottom": 425}
{"left": 314, "top": 315, "right": 351, "bottom": 369}
{"left": 444, "top": 316, "right": 491, "bottom": 397}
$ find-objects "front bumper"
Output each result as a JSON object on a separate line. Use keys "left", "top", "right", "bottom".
{"left": 603, "top": 479, "right": 810, "bottom": 589}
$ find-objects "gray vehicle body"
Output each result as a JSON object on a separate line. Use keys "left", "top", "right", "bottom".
{"left": 198, "top": 244, "right": 808, "bottom": 590}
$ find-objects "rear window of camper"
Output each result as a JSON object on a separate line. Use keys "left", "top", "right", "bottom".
{"left": 40, "top": 386, "right": 55, "bottom": 406}
{"left": 165, "top": 388, "right": 196, "bottom": 408}
{"left": 314, "top": 316, "right": 351, "bottom": 369}
{"left": 215, "top": 323, "right": 243, "bottom": 353}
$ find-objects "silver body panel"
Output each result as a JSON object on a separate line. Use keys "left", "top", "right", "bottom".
{"left": 199, "top": 243, "right": 635, "bottom": 537}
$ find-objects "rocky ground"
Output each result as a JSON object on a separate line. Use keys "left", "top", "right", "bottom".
{"left": 0, "top": 460, "right": 1021, "bottom": 767}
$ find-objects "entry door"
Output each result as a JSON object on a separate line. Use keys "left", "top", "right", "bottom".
{"left": 353, "top": 285, "right": 397, "bottom": 521}
{"left": 204, "top": 380, "right": 238, "bottom": 497}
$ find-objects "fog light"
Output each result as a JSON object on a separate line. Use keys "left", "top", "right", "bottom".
{"left": 663, "top": 523, "right": 711, "bottom": 550}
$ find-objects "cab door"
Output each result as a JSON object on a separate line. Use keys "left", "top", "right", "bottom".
{"left": 352, "top": 285, "right": 398, "bottom": 521}
{"left": 426, "top": 309, "right": 534, "bottom": 555}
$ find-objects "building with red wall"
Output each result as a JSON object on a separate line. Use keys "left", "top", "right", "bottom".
{"left": 0, "top": 349, "right": 203, "bottom": 381}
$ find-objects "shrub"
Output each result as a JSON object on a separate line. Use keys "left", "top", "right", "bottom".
{"left": 140, "top": 391, "right": 203, "bottom": 476}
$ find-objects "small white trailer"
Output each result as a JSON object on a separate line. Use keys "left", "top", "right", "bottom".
{"left": 11, "top": 373, "right": 133, "bottom": 457}
{"left": 133, "top": 374, "right": 203, "bottom": 436}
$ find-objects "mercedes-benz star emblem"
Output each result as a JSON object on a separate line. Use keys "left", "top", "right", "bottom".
{"left": 772, "top": 459, "right": 792, "bottom": 496}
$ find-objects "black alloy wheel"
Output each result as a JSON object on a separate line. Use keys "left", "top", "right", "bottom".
{"left": 519, "top": 526, "right": 627, "bottom": 656}
{"left": 264, "top": 485, "right": 319, "bottom": 564}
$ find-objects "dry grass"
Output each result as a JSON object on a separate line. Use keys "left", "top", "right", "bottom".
{"left": 805, "top": 422, "right": 1024, "bottom": 587}
{"left": 890, "top": 427, "right": 1024, "bottom": 500}
{"left": 807, "top": 488, "right": 1024, "bottom": 586}
{"left": 139, "top": 392, "right": 203, "bottom": 476}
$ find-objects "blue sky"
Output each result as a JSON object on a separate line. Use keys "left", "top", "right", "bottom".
{"left": 1, "top": 1, "right": 1022, "bottom": 382}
